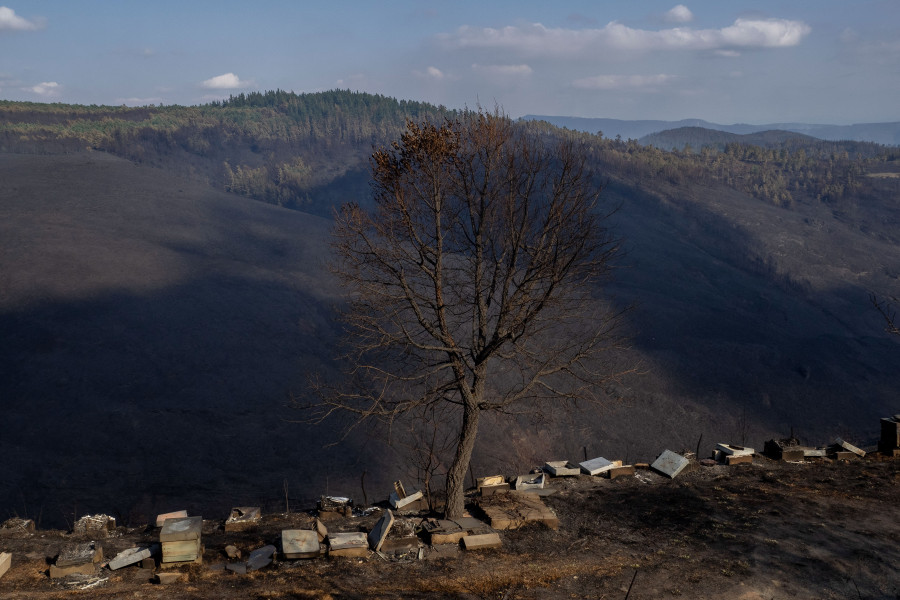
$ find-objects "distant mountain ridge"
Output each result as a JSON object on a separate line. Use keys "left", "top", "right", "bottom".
{"left": 638, "top": 127, "right": 822, "bottom": 152}
{"left": 521, "top": 115, "right": 900, "bottom": 146}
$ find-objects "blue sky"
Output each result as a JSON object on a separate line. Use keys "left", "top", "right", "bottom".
{"left": 1, "top": 1, "right": 897, "bottom": 124}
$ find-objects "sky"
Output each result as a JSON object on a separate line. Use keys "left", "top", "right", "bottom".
{"left": 0, "top": 1, "right": 897, "bottom": 124}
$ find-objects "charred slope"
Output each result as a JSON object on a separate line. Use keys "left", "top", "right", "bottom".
{"left": 0, "top": 152, "right": 386, "bottom": 528}
{"left": 1, "top": 148, "right": 898, "bottom": 528}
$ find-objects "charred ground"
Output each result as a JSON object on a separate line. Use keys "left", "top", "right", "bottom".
{"left": 0, "top": 456, "right": 898, "bottom": 599}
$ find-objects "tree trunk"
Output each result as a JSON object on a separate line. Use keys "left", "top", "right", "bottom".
{"left": 443, "top": 402, "right": 481, "bottom": 519}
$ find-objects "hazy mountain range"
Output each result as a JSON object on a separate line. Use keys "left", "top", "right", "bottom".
{"left": 522, "top": 115, "right": 900, "bottom": 146}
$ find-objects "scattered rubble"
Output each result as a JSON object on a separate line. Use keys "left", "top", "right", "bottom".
{"left": 0, "top": 418, "right": 896, "bottom": 595}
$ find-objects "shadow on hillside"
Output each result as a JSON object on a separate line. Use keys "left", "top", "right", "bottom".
{"left": 0, "top": 273, "right": 390, "bottom": 530}
{"left": 601, "top": 178, "right": 900, "bottom": 450}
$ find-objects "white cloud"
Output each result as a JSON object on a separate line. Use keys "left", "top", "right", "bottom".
{"left": 572, "top": 73, "right": 674, "bottom": 90}
{"left": 27, "top": 81, "right": 59, "bottom": 96}
{"left": 0, "top": 6, "right": 44, "bottom": 31}
{"left": 200, "top": 72, "right": 252, "bottom": 89}
{"left": 471, "top": 63, "right": 533, "bottom": 76}
{"left": 441, "top": 17, "right": 810, "bottom": 57}
{"left": 413, "top": 66, "right": 448, "bottom": 80}
{"left": 664, "top": 5, "right": 694, "bottom": 24}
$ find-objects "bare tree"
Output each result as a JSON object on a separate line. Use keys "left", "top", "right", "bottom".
{"left": 313, "top": 110, "right": 629, "bottom": 518}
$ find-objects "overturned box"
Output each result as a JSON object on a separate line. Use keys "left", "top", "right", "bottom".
{"left": 225, "top": 507, "right": 261, "bottom": 532}
{"left": 368, "top": 510, "right": 394, "bottom": 551}
{"left": 0, "top": 552, "right": 9, "bottom": 580}
{"left": 389, "top": 489, "right": 425, "bottom": 511}
{"left": 833, "top": 438, "right": 866, "bottom": 458}
{"left": 160, "top": 516, "right": 202, "bottom": 564}
{"left": 109, "top": 545, "right": 158, "bottom": 570}
{"left": 651, "top": 450, "right": 690, "bottom": 478}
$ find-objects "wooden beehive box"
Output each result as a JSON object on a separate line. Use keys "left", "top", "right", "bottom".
{"left": 160, "top": 516, "right": 202, "bottom": 563}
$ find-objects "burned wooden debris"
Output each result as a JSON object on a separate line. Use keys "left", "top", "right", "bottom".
{"left": 478, "top": 491, "right": 559, "bottom": 531}
{"left": 389, "top": 481, "right": 427, "bottom": 512}
{"left": 832, "top": 438, "right": 866, "bottom": 459}
{"left": 0, "top": 518, "right": 35, "bottom": 536}
{"left": 50, "top": 542, "right": 102, "bottom": 578}
{"left": 72, "top": 514, "right": 116, "bottom": 538}
{"left": 224, "top": 507, "right": 261, "bottom": 532}
{"left": 764, "top": 438, "right": 806, "bottom": 461}
{"left": 318, "top": 496, "right": 353, "bottom": 519}
{"left": 422, "top": 517, "right": 492, "bottom": 545}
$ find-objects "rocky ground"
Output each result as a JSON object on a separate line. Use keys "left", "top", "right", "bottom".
{"left": 0, "top": 454, "right": 898, "bottom": 600}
